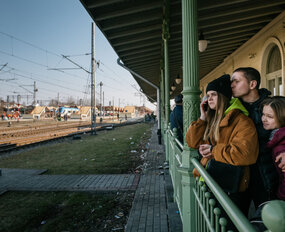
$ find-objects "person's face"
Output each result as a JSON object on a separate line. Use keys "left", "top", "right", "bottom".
{"left": 262, "top": 105, "right": 279, "bottom": 130}
{"left": 231, "top": 71, "right": 251, "bottom": 98}
{"left": 206, "top": 90, "right": 218, "bottom": 110}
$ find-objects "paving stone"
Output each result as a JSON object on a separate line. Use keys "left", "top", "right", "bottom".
{"left": 125, "top": 124, "right": 182, "bottom": 232}
{"left": 0, "top": 172, "right": 137, "bottom": 193}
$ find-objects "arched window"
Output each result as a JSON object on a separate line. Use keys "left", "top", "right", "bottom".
{"left": 266, "top": 45, "right": 283, "bottom": 95}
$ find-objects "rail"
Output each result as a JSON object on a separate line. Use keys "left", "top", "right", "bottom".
{"left": 167, "top": 126, "right": 285, "bottom": 232}
{"left": 0, "top": 119, "right": 144, "bottom": 154}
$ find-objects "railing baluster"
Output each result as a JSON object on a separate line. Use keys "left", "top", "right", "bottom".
{"left": 209, "top": 199, "right": 216, "bottom": 230}
{"left": 214, "top": 207, "right": 221, "bottom": 232}
{"left": 219, "top": 218, "right": 227, "bottom": 232}
{"left": 202, "top": 186, "right": 207, "bottom": 232}
{"left": 195, "top": 178, "right": 199, "bottom": 232}
{"left": 205, "top": 192, "right": 211, "bottom": 232}
{"left": 199, "top": 181, "right": 204, "bottom": 231}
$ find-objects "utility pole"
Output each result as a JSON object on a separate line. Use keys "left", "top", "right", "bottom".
{"left": 91, "top": 22, "right": 96, "bottom": 135}
{"left": 99, "top": 81, "right": 103, "bottom": 116}
{"left": 20, "top": 82, "right": 37, "bottom": 106}
{"left": 103, "top": 91, "right": 104, "bottom": 115}
{"left": 112, "top": 96, "right": 114, "bottom": 121}
{"left": 6, "top": 96, "right": 9, "bottom": 114}
{"left": 33, "top": 81, "right": 38, "bottom": 106}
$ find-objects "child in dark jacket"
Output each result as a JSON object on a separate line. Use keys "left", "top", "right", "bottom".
{"left": 261, "top": 96, "right": 285, "bottom": 200}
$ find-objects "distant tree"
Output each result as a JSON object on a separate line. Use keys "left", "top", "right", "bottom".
{"left": 83, "top": 99, "right": 91, "bottom": 106}
{"left": 48, "top": 99, "right": 59, "bottom": 107}
{"left": 66, "top": 96, "right": 75, "bottom": 105}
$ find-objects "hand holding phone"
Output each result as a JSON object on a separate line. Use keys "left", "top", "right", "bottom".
{"left": 203, "top": 101, "right": 208, "bottom": 111}
{"left": 200, "top": 96, "right": 208, "bottom": 121}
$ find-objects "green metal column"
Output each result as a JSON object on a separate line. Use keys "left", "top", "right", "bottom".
{"left": 163, "top": 40, "right": 170, "bottom": 127}
{"left": 163, "top": 0, "right": 170, "bottom": 161}
{"left": 180, "top": 0, "right": 201, "bottom": 231}
{"left": 160, "top": 68, "right": 165, "bottom": 134}
{"left": 163, "top": 0, "right": 170, "bottom": 126}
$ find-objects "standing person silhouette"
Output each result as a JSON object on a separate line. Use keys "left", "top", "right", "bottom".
{"left": 170, "top": 94, "right": 183, "bottom": 143}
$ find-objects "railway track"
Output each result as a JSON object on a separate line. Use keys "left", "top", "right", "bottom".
{"left": 0, "top": 119, "right": 144, "bottom": 153}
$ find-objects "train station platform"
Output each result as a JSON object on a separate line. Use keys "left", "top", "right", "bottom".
{"left": 125, "top": 124, "right": 182, "bottom": 232}
{"left": 0, "top": 123, "right": 182, "bottom": 231}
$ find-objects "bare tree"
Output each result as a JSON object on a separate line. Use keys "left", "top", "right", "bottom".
{"left": 66, "top": 96, "right": 75, "bottom": 105}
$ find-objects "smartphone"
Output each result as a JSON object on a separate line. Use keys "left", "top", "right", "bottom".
{"left": 202, "top": 96, "right": 208, "bottom": 111}
{"left": 203, "top": 102, "right": 208, "bottom": 111}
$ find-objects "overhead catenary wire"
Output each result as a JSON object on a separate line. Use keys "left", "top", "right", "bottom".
{"left": 0, "top": 31, "right": 60, "bottom": 57}
{"left": 1, "top": 63, "right": 75, "bottom": 85}
{"left": 0, "top": 49, "right": 87, "bottom": 80}
{"left": 0, "top": 81, "right": 84, "bottom": 103}
{"left": 6, "top": 71, "right": 86, "bottom": 94}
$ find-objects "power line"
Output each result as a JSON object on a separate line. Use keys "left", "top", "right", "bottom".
{"left": 0, "top": 49, "right": 87, "bottom": 80}
{"left": 7, "top": 71, "right": 86, "bottom": 93}
{"left": 0, "top": 31, "right": 61, "bottom": 58}
{"left": 0, "top": 80, "right": 84, "bottom": 102}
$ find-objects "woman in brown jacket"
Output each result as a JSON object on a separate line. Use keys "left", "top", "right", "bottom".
{"left": 186, "top": 74, "right": 259, "bottom": 215}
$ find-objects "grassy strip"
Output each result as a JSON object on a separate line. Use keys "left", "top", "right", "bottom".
{"left": 0, "top": 122, "right": 154, "bottom": 231}
{"left": 0, "top": 191, "right": 133, "bottom": 232}
{"left": 0, "top": 122, "right": 152, "bottom": 174}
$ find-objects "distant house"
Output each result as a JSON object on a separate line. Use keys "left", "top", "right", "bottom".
{"left": 72, "top": 106, "right": 92, "bottom": 119}
{"left": 137, "top": 106, "right": 153, "bottom": 115}
{"left": 30, "top": 106, "right": 46, "bottom": 119}
{"left": 122, "top": 106, "right": 139, "bottom": 118}
{"left": 103, "top": 106, "right": 122, "bottom": 116}
{"left": 45, "top": 107, "right": 56, "bottom": 118}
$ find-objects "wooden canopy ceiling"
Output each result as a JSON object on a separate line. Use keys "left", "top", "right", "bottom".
{"left": 80, "top": 0, "right": 285, "bottom": 100}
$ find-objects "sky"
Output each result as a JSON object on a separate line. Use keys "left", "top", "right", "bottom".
{"left": 0, "top": 0, "right": 155, "bottom": 110}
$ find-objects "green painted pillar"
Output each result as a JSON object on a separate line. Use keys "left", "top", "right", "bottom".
{"left": 160, "top": 68, "right": 165, "bottom": 133}
{"left": 163, "top": 0, "right": 170, "bottom": 161}
{"left": 180, "top": 0, "right": 201, "bottom": 231}
{"left": 164, "top": 39, "right": 170, "bottom": 126}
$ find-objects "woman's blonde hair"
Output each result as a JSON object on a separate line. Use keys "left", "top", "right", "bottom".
{"left": 203, "top": 93, "right": 230, "bottom": 143}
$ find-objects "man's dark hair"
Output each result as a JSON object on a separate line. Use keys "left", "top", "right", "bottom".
{"left": 233, "top": 67, "right": 261, "bottom": 89}
{"left": 174, "top": 94, "right": 183, "bottom": 104}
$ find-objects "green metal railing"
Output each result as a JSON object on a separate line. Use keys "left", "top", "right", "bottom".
{"left": 166, "top": 126, "right": 285, "bottom": 232}
{"left": 168, "top": 128, "right": 183, "bottom": 213}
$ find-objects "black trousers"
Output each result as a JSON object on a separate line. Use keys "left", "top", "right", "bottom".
{"left": 215, "top": 191, "right": 249, "bottom": 231}
{"left": 236, "top": 164, "right": 277, "bottom": 222}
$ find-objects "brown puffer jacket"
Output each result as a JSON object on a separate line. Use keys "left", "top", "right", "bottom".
{"left": 186, "top": 109, "right": 259, "bottom": 192}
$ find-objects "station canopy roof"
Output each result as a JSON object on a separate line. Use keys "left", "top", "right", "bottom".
{"left": 80, "top": 0, "right": 285, "bottom": 101}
